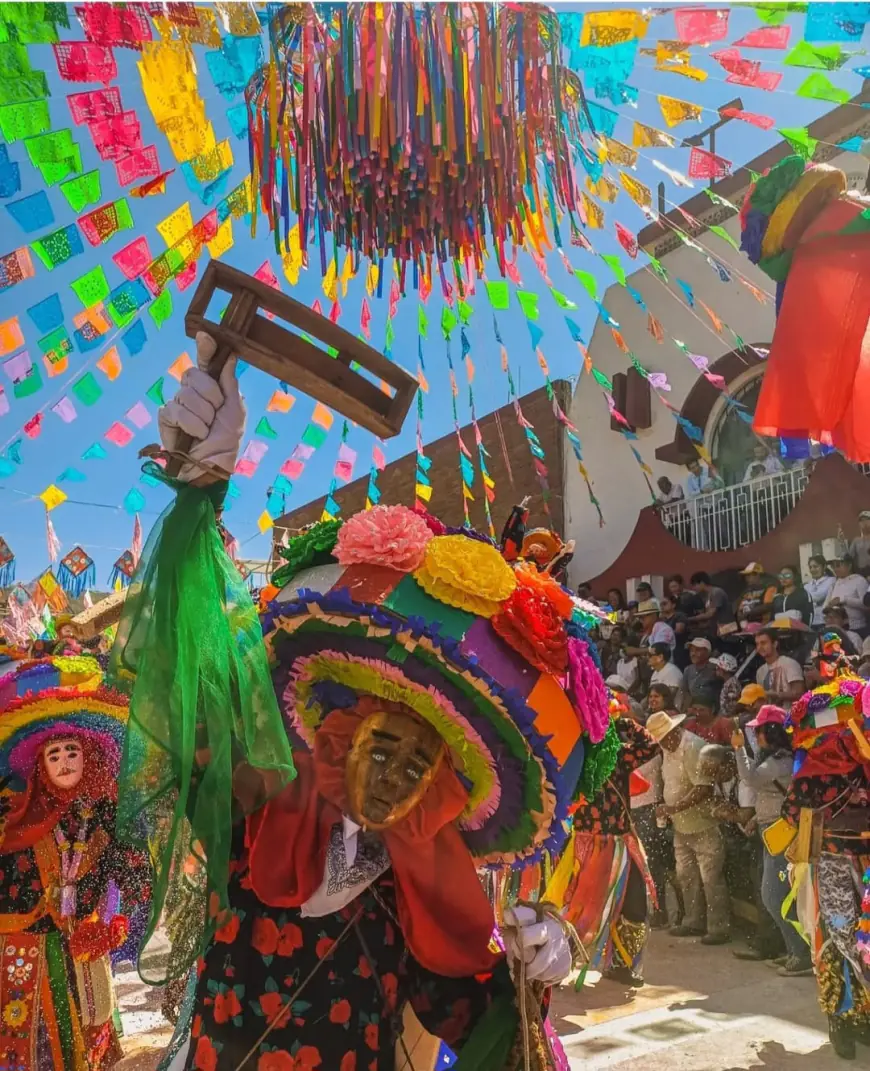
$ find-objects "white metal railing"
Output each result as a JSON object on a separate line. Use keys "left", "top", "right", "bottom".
{"left": 657, "top": 463, "right": 812, "bottom": 552}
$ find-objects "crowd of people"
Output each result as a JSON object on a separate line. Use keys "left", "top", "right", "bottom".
{"left": 572, "top": 532, "right": 870, "bottom": 996}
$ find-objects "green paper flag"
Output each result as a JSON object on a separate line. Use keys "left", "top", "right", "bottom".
{"left": 71, "top": 372, "right": 102, "bottom": 407}
{"left": 796, "top": 72, "right": 850, "bottom": 104}
{"left": 646, "top": 256, "right": 668, "bottom": 282}
{"left": 149, "top": 288, "right": 173, "bottom": 329}
{"left": 516, "top": 290, "right": 540, "bottom": 321}
{"left": 0, "top": 98, "right": 50, "bottom": 141}
{"left": 591, "top": 368, "right": 613, "bottom": 391}
{"left": 301, "top": 423, "right": 328, "bottom": 449}
{"left": 71, "top": 265, "right": 110, "bottom": 309}
{"left": 784, "top": 39, "right": 846, "bottom": 71}
{"left": 458, "top": 300, "right": 473, "bottom": 324}
{"left": 574, "top": 270, "right": 598, "bottom": 300}
{"left": 778, "top": 126, "right": 817, "bottom": 161}
{"left": 441, "top": 306, "right": 458, "bottom": 339}
{"left": 384, "top": 319, "right": 395, "bottom": 347}
{"left": 13, "top": 364, "right": 41, "bottom": 399}
{"left": 550, "top": 288, "right": 577, "bottom": 310}
{"left": 417, "top": 305, "right": 427, "bottom": 338}
{"left": 146, "top": 378, "right": 166, "bottom": 406}
{"left": 703, "top": 189, "right": 738, "bottom": 212}
{"left": 39, "top": 144, "right": 81, "bottom": 187}
{"left": 485, "top": 281, "right": 510, "bottom": 310}
{"left": 600, "top": 255, "right": 626, "bottom": 287}
{"left": 709, "top": 225, "right": 740, "bottom": 250}
{"left": 25, "top": 128, "right": 76, "bottom": 167}
{"left": 60, "top": 170, "right": 101, "bottom": 213}
{"left": 0, "top": 71, "right": 49, "bottom": 106}
{"left": 255, "top": 416, "right": 278, "bottom": 440}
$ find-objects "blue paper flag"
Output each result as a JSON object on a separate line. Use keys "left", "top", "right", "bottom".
{"left": 676, "top": 280, "right": 695, "bottom": 307}
{"left": 627, "top": 286, "right": 647, "bottom": 310}
{"left": 805, "top": 2, "right": 870, "bottom": 41}
{"left": 595, "top": 302, "right": 620, "bottom": 328}
{"left": 838, "top": 135, "right": 865, "bottom": 152}
{"left": 121, "top": 318, "right": 147, "bottom": 357}
{"left": 57, "top": 467, "right": 87, "bottom": 483}
{"left": 526, "top": 320, "right": 544, "bottom": 350}
{"left": 226, "top": 104, "right": 248, "bottom": 140}
{"left": 6, "top": 190, "right": 53, "bottom": 233}
{"left": 564, "top": 317, "right": 585, "bottom": 343}
{"left": 205, "top": 35, "right": 263, "bottom": 99}
{"left": 81, "top": 442, "right": 108, "bottom": 461}
{"left": 0, "top": 146, "right": 21, "bottom": 199}
{"left": 27, "top": 293, "right": 64, "bottom": 333}
{"left": 123, "top": 488, "right": 146, "bottom": 515}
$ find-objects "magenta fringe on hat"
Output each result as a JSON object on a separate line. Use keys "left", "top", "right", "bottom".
{"left": 568, "top": 638, "right": 611, "bottom": 744}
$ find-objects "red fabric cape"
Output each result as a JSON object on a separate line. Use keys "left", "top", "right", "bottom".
{"left": 2, "top": 737, "right": 117, "bottom": 854}
{"left": 248, "top": 702, "right": 500, "bottom": 978}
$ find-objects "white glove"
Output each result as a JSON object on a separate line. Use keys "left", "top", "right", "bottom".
{"left": 158, "top": 332, "right": 246, "bottom": 482}
{"left": 503, "top": 905, "right": 573, "bottom": 985}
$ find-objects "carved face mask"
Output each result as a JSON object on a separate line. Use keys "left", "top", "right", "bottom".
{"left": 345, "top": 710, "right": 445, "bottom": 830}
{"left": 43, "top": 737, "right": 84, "bottom": 791}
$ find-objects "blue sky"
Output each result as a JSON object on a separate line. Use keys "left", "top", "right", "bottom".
{"left": 0, "top": 3, "right": 857, "bottom": 583}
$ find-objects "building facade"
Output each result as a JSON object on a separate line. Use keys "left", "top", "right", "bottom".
{"left": 565, "top": 91, "right": 870, "bottom": 592}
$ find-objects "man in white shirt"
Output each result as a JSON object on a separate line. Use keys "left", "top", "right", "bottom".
{"left": 824, "top": 553, "right": 869, "bottom": 633}
{"left": 646, "top": 711, "right": 729, "bottom": 944}
{"left": 624, "top": 600, "right": 676, "bottom": 656}
{"left": 649, "top": 643, "right": 685, "bottom": 710}
{"left": 754, "top": 629, "right": 805, "bottom": 707}
{"left": 742, "top": 442, "right": 784, "bottom": 482}
{"left": 685, "top": 459, "right": 716, "bottom": 498}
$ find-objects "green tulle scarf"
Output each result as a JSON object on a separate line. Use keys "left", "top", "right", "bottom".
{"left": 110, "top": 469, "right": 295, "bottom": 983}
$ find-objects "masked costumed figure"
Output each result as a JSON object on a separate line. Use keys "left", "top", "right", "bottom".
{"left": 548, "top": 687, "right": 659, "bottom": 988}
{"left": 500, "top": 498, "right": 575, "bottom": 585}
{"left": 0, "top": 684, "right": 149, "bottom": 1070}
{"left": 768, "top": 676, "right": 870, "bottom": 1059}
{"left": 740, "top": 154, "right": 870, "bottom": 461}
{"left": 111, "top": 336, "right": 605, "bottom": 1071}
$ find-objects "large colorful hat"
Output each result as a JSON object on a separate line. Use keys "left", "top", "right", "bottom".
{"left": 264, "top": 505, "right": 610, "bottom": 869}
{"left": 0, "top": 686, "right": 129, "bottom": 789}
{"left": 0, "top": 654, "right": 103, "bottom": 710}
{"left": 787, "top": 675, "right": 870, "bottom": 780}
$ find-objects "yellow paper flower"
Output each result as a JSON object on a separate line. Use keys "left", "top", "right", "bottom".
{"left": 414, "top": 536, "right": 516, "bottom": 617}
{"left": 3, "top": 999, "right": 29, "bottom": 1028}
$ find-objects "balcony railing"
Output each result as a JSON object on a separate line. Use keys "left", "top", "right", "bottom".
{"left": 658, "top": 463, "right": 812, "bottom": 552}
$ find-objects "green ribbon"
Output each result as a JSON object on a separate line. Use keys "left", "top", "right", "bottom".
{"left": 110, "top": 465, "right": 295, "bottom": 983}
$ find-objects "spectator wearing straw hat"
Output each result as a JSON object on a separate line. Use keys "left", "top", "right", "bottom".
{"left": 647, "top": 711, "right": 730, "bottom": 945}
{"left": 848, "top": 509, "right": 870, "bottom": 576}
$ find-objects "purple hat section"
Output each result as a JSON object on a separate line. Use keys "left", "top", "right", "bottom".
{"left": 264, "top": 588, "right": 571, "bottom": 867}
{"left": 0, "top": 662, "right": 61, "bottom": 708}
{"left": 459, "top": 617, "right": 540, "bottom": 701}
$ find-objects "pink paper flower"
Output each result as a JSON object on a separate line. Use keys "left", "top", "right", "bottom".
{"left": 334, "top": 504, "right": 433, "bottom": 572}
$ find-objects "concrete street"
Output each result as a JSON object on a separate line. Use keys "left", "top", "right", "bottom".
{"left": 114, "top": 930, "right": 845, "bottom": 1070}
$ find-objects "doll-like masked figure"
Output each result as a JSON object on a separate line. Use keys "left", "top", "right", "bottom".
{"left": 0, "top": 689, "right": 148, "bottom": 1070}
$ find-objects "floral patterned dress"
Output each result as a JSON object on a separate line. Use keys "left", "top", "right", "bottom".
{"left": 0, "top": 798, "right": 150, "bottom": 1070}
{"left": 187, "top": 829, "right": 510, "bottom": 1071}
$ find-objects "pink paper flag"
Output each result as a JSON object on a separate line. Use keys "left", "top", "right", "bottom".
{"left": 175, "top": 261, "right": 197, "bottom": 291}
{"left": 334, "top": 462, "right": 353, "bottom": 482}
{"left": 52, "top": 396, "right": 77, "bottom": 423}
{"left": 389, "top": 280, "right": 400, "bottom": 319}
{"left": 67, "top": 87, "right": 122, "bottom": 125}
{"left": 329, "top": 301, "right": 341, "bottom": 324}
{"left": 168, "top": 352, "right": 193, "bottom": 380}
{"left": 125, "top": 400, "right": 151, "bottom": 428}
{"left": 720, "top": 108, "right": 775, "bottom": 131}
{"left": 105, "top": 420, "right": 134, "bottom": 447}
{"left": 0, "top": 386, "right": 8, "bottom": 418}
{"left": 116, "top": 146, "right": 160, "bottom": 186}
{"left": 233, "top": 459, "right": 257, "bottom": 477}
{"left": 54, "top": 42, "right": 117, "bottom": 84}
{"left": 112, "top": 236, "right": 152, "bottom": 279}
{"left": 704, "top": 372, "right": 728, "bottom": 390}
{"left": 280, "top": 459, "right": 305, "bottom": 480}
{"left": 311, "top": 299, "right": 323, "bottom": 317}
{"left": 253, "top": 261, "right": 279, "bottom": 289}
{"left": 734, "top": 25, "right": 790, "bottom": 49}
{"left": 372, "top": 445, "right": 385, "bottom": 471}
{"left": 673, "top": 7, "right": 729, "bottom": 44}
{"left": 89, "top": 111, "right": 142, "bottom": 161}
{"left": 292, "top": 443, "right": 315, "bottom": 462}
{"left": 23, "top": 414, "right": 42, "bottom": 439}
{"left": 688, "top": 146, "right": 731, "bottom": 180}
{"left": 360, "top": 298, "right": 372, "bottom": 340}
{"left": 614, "top": 223, "right": 638, "bottom": 259}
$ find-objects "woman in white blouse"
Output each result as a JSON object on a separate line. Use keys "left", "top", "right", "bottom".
{"left": 805, "top": 554, "right": 834, "bottom": 627}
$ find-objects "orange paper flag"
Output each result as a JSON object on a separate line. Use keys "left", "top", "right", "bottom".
{"left": 168, "top": 352, "right": 194, "bottom": 380}
{"left": 266, "top": 390, "right": 296, "bottom": 414}
{"left": 311, "top": 402, "right": 334, "bottom": 430}
{"left": 97, "top": 346, "right": 122, "bottom": 381}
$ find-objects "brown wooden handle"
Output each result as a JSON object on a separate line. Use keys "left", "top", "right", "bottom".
{"left": 164, "top": 285, "right": 258, "bottom": 478}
